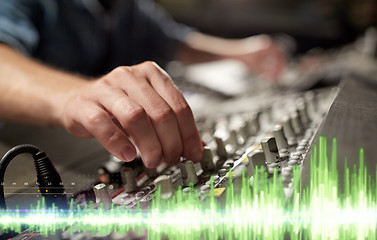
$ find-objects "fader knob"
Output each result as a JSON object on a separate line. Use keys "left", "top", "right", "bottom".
{"left": 297, "top": 99, "right": 310, "bottom": 125}
{"left": 179, "top": 160, "right": 199, "bottom": 186}
{"left": 247, "top": 149, "right": 266, "bottom": 168}
{"left": 120, "top": 167, "right": 137, "bottom": 193}
{"left": 93, "top": 183, "right": 112, "bottom": 210}
{"left": 282, "top": 116, "right": 297, "bottom": 146}
{"left": 154, "top": 175, "right": 174, "bottom": 199}
{"left": 273, "top": 125, "right": 289, "bottom": 159}
{"left": 200, "top": 146, "right": 215, "bottom": 172}
{"left": 255, "top": 111, "right": 262, "bottom": 132}
{"left": 261, "top": 137, "right": 279, "bottom": 163}
{"left": 228, "top": 130, "right": 239, "bottom": 147}
{"left": 290, "top": 111, "right": 303, "bottom": 135}
{"left": 215, "top": 137, "right": 228, "bottom": 159}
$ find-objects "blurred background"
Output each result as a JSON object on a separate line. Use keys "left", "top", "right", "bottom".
{"left": 157, "top": 0, "right": 376, "bottom": 53}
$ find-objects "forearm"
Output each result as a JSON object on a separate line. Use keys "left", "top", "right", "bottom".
{"left": 177, "top": 32, "right": 285, "bottom": 80}
{"left": 177, "top": 32, "right": 268, "bottom": 64}
{"left": 0, "top": 44, "right": 89, "bottom": 127}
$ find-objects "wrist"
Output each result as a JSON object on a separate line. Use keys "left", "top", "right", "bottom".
{"left": 49, "top": 76, "right": 91, "bottom": 129}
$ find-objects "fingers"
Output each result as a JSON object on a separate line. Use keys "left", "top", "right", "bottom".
{"left": 272, "top": 50, "right": 285, "bottom": 80}
{"left": 107, "top": 66, "right": 184, "bottom": 166}
{"left": 63, "top": 61, "right": 203, "bottom": 168}
{"left": 238, "top": 35, "right": 286, "bottom": 82}
{"left": 265, "top": 43, "right": 285, "bottom": 82}
{"left": 107, "top": 62, "right": 202, "bottom": 164}
{"left": 89, "top": 81, "right": 163, "bottom": 168}
{"left": 138, "top": 62, "right": 203, "bottom": 163}
{"left": 72, "top": 100, "right": 138, "bottom": 164}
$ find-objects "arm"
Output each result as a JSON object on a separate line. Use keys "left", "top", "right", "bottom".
{"left": 128, "top": 0, "right": 285, "bottom": 80}
{"left": 0, "top": 44, "right": 203, "bottom": 168}
{"left": 177, "top": 32, "right": 286, "bottom": 81}
{"left": 0, "top": 44, "right": 88, "bottom": 127}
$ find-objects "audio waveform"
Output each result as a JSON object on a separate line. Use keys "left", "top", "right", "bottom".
{"left": 0, "top": 137, "right": 376, "bottom": 239}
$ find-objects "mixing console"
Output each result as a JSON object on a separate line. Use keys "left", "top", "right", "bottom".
{"left": 70, "top": 88, "right": 338, "bottom": 212}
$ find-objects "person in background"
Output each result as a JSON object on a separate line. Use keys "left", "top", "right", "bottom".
{"left": 0, "top": 0, "right": 285, "bottom": 168}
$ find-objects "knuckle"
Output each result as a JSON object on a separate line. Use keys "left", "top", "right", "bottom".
{"left": 143, "top": 61, "right": 156, "bottom": 69}
{"left": 121, "top": 106, "right": 146, "bottom": 125}
{"left": 110, "top": 97, "right": 127, "bottom": 113}
{"left": 159, "top": 71, "right": 172, "bottom": 83}
{"left": 94, "top": 78, "right": 111, "bottom": 89}
{"left": 106, "top": 131, "right": 120, "bottom": 145}
{"left": 76, "top": 88, "right": 93, "bottom": 102}
{"left": 151, "top": 107, "right": 174, "bottom": 124}
{"left": 111, "top": 66, "right": 133, "bottom": 78}
{"left": 65, "top": 120, "right": 89, "bottom": 137}
{"left": 173, "top": 101, "right": 191, "bottom": 117}
{"left": 85, "top": 111, "right": 107, "bottom": 128}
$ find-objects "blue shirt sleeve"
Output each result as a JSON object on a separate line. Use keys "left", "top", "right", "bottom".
{"left": 0, "top": 0, "right": 195, "bottom": 71}
{"left": 0, "top": 0, "right": 43, "bottom": 55}
{"left": 134, "top": 0, "right": 195, "bottom": 60}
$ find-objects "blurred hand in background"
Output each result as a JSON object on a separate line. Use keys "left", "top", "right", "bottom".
{"left": 179, "top": 33, "right": 285, "bottom": 82}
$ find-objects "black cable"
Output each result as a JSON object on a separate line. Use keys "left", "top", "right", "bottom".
{"left": 0, "top": 144, "right": 67, "bottom": 209}
{"left": 0, "top": 144, "right": 67, "bottom": 239}
{"left": 0, "top": 144, "right": 38, "bottom": 209}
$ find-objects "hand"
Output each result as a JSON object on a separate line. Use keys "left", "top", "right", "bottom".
{"left": 60, "top": 61, "right": 203, "bottom": 168}
{"left": 233, "top": 35, "right": 285, "bottom": 82}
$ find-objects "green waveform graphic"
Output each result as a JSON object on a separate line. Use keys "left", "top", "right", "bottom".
{"left": 1, "top": 136, "right": 376, "bottom": 239}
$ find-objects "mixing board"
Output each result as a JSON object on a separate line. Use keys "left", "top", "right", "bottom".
{"left": 70, "top": 87, "right": 338, "bottom": 219}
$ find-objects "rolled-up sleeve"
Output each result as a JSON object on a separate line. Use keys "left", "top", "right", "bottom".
{"left": 0, "top": 0, "right": 42, "bottom": 55}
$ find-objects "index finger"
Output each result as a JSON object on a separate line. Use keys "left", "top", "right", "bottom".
{"left": 137, "top": 62, "right": 203, "bottom": 163}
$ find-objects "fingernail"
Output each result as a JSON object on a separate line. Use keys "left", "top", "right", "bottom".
{"left": 121, "top": 146, "right": 136, "bottom": 162}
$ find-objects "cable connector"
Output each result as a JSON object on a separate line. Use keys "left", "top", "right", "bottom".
{"left": 0, "top": 144, "right": 67, "bottom": 209}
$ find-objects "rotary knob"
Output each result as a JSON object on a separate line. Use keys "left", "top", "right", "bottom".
{"left": 273, "top": 125, "right": 289, "bottom": 159}
{"left": 282, "top": 116, "right": 297, "bottom": 146}
{"left": 247, "top": 149, "right": 266, "bottom": 168}
{"left": 93, "top": 183, "right": 112, "bottom": 210}
{"left": 154, "top": 175, "right": 174, "bottom": 199}
{"left": 290, "top": 111, "right": 303, "bottom": 135}
{"left": 120, "top": 167, "right": 137, "bottom": 193}
{"left": 215, "top": 137, "right": 228, "bottom": 159}
{"left": 179, "top": 160, "right": 199, "bottom": 186}
{"left": 200, "top": 146, "right": 215, "bottom": 172}
{"left": 261, "top": 137, "right": 279, "bottom": 163}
